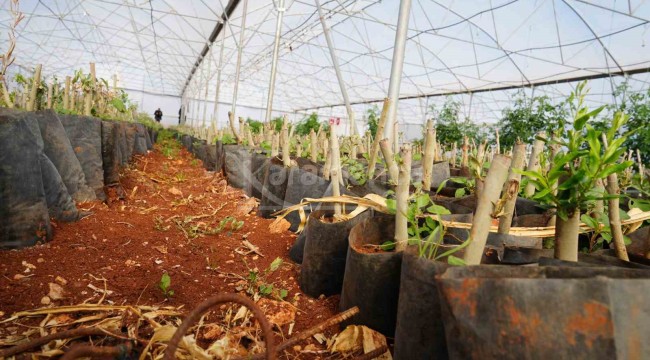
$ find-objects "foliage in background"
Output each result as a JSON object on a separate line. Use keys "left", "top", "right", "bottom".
{"left": 294, "top": 112, "right": 326, "bottom": 136}
{"left": 366, "top": 105, "right": 379, "bottom": 139}
{"left": 430, "top": 97, "right": 482, "bottom": 145}
{"left": 604, "top": 82, "right": 650, "bottom": 164}
{"left": 247, "top": 117, "right": 263, "bottom": 134}
{"left": 497, "top": 91, "right": 569, "bottom": 149}
{"left": 269, "top": 116, "right": 284, "bottom": 132}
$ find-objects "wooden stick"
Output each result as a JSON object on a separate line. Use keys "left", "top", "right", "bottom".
{"left": 602, "top": 134, "right": 630, "bottom": 261}
{"left": 463, "top": 154, "right": 511, "bottom": 265}
{"left": 422, "top": 119, "right": 436, "bottom": 190}
{"left": 367, "top": 98, "right": 390, "bottom": 179}
{"left": 310, "top": 129, "right": 318, "bottom": 162}
{"left": 461, "top": 136, "right": 469, "bottom": 168}
{"left": 282, "top": 115, "right": 291, "bottom": 167}
{"left": 497, "top": 141, "right": 526, "bottom": 234}
{"left": 554, "top": 206, "right": 580, "bottom": 261}
{"left": 46, "top": 81, "right": 53, "bottom": 109}
{"left": 395, "top": 143, "right": 412, "bottom": 252}
{"left": 271, "top": 132, "right": 279, "bottom": 157}
{"left": 228, "top": 111, "right": 242, "bottom": 143}
{"left": 26, "top": 64, "right": 41, "bottom": 111}
{"left": 524, "top": 132, "right": 546, "bottom": 197}
{"left": 330, "top": 122, "right": 342, "bottom": 215}
{"left": 64, "top": 76, "right": 71, "bottom": 110}
{"left": 379, "top": 138, "right": 399, "bottom": 183}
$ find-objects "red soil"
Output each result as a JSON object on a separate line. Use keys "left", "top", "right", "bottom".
{"left": 0, "top": 144, "right": 340, "bottom": 357}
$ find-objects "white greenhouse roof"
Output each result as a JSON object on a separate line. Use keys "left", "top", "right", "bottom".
{"left": 2, "top": 0, "right": 650, "bottom": 126}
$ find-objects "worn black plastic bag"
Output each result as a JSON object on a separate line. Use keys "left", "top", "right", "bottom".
{"left": 59, "top": 115, "right": 105, "bottom": 200}
{"left": 0, "top": 111, "right": 52, "bottom": 248}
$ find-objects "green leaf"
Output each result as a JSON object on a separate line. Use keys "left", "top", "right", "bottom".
{"left": 269, "top": 257, "right": 283, "bottom": 272}
{"left": 623, "top": 235, "right": 631, "bottom": 245}
{"left": 385, "top": 199, "right": 397, "bottom": 214}
{"left": 580, "top": 214, "right": 599, "bottom": 230}
{"left": 279, "top": 289, "right": 288, "bottom": 299}
{"left": 598, "top": 161, "right": 633, "bottom": 179}
{"left": 601, "top": 232, "right": 612, "bottom": 242}
{"left": 380, "top": 241, "right": 396, "bottom": 251}
{"left": 426, "top": 203, "right": 450, "bottom": 215}
{"left": 415, "top": 194, "right": 431, "bottom": 209}
{"left": 447, "top": 255, "right": 466, "bottom": 266}
{"left": 454, "top": 188, "right": 466, "bottom": 198}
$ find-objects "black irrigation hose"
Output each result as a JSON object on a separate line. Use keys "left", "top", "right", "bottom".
{"left": 162, "top": 293, "right": 276, "bottom": 360}
{"left": 60, "top": 342, "right": 133, "bottom": 360}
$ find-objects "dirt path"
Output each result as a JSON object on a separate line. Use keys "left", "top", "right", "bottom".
{"left": 0, "top": 142, "right": 340, "bottom": 357}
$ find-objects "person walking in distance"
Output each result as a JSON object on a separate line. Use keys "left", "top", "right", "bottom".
{"left": 154, "top": 108, "right": 163, "bottom": 123}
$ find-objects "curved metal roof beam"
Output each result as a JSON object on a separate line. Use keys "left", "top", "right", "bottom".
{"left": 560, "top": 0, "right": 623, "bottom": 73}
{"left": 429, "top": 0, "right": 531, "bottom": 85}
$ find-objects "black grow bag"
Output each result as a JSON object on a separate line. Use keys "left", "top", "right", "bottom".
{"left": 260, "top": 162, "right": 289, "bottom": 218}
{"left": 101, "top": 121, "right": 123, "bottom": 186}
{"left": 224, "top": 145, "right": 253, "bottom": 191}
{"left": 0, "top": 111, "right": 52, "bottom": 248}
{"left": 34, "top": 110, "right": 95, "bottom": 201}
{"left": 436, "top": 265, "right": 650, "bottom": 359}
{"left": 300, "top": 210, "right": 372, "bottom": 297}
{"left": 250, "top": 153, "right": 270, "bottom": 199}
{"left": 59, "top": 115, "right": 105, "bottom": 200}
{"left": 283, "top": 167, "right": 330, "bottom": 231}
{"left": 339, "top": 216, "right": 401, "bottom": 336}
{"left": 394, "top": 246, "right": 450, "bottom": 360}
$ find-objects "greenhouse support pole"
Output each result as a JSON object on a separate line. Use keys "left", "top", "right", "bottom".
{"left": 383, "top": 0, "right": 412, "bottom": 145}
{"left": 202, "top": 44, "right": 213, "bottom": 128}
{"left": 315, "top": 0, "right": 357, "bottom": 136}
{"left": 231, "top": 0, "right": 249, "bottom": 123}
{"left": 212, "top": 28, "right": 227, "bottom": 131}
{"left": 264, "top": 0, "right": 286, "bottom": 123}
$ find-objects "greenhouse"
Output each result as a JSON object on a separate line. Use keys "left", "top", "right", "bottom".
{"left": 0, "top": 0, "right": 649, "bottom": 358}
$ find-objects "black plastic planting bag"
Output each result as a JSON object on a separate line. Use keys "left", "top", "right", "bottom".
{"left": 283, "top": 167, "right": 330, "bottom": 231}
{"left": 300, "top": 210, "right": 372, "bottom": 297}
{"left": 394, "top": 247, "right": 450, "bottom": 360}
{"left": 122, "top": 123, "right": 137, "bottom": 163}
{"left": 22, "top": 111, "right": 79, "bottom": 222}
{"left": 260, "top": 162, "right": 289, "bottom": 218}
{"left": 339, "top": 216, "right": 401, "bottom": 336}
{"left": 101, "top": 121, "right": 123, "bottom": 186}
{"left": 34, "top": 110, "right": 95, "bottom": 201}
{"left": 204, "top": 144, "right": 218, "bottom": 171}
{"left": 411, "top": 160, "right": 451, "bottom": 190}
{"left": 181, "top": 134, "right": 193, "bottom": 152}
{"left": 214, "top": 141, "right": 224, "bottom": 172}
{"left": 0, "top": 112, "right": 52, "bottom": 248}
{"left": 436, "top": 266, "right": 650, "bottom": 359}
{"left": 59, "top": 115, "right": 105, "bottom": 200}
{"left": 134, "top": 123, "right": 148, "bottom": 155}
{"left": 250, "top": 153, "right": 269, "bottom": 199}
{"left": 224, "top": 145, "right": 253, "bottom": 191}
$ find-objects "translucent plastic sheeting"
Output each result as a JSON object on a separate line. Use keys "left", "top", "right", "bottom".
{"left": 1, "top": 0, "right": 649, "bottom": 131}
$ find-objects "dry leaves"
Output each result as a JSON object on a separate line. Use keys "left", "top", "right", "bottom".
{"left": 257, "top": 298, "right": 296, "bottom": 327}
{"left": 331, "top": 325, "right": 392, "bottom": 360}
{"left": 168, "top": 187, "right": 183, "bottom": 196}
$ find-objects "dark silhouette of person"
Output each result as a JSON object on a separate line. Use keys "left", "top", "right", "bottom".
{"left": 154, "top": 108, "right": 163, "bottom": 123}
{"left": 178, "top": 107, "right": 182, "bottom": 124}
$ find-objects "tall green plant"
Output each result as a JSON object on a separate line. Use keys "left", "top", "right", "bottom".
{"left": 518, "top": 82, "right": 634, "bottom": 259}
{"left": 366, "top": 105, "right": 379, "bottom": 139}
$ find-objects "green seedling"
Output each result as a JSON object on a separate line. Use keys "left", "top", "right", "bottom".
{"left": 159, "top": 273, "right": 174, "bottom": 298}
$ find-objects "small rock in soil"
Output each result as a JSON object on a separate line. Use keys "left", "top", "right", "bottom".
{"left": 40, "top": 296, "right": 51, "bottom": 305}
{"left": 48, "top": 283, "right": 65, "bottom": 300}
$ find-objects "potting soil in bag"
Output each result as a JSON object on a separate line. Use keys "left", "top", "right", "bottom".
{"left": 59, "top": 115, "right": 105, "bottom": 200}
{"left": 339, "top": 215, "right": 401, "bottom": 336}
{"left": 300, "top": 210, "right": 372, "bottom": 297}
{"left": 0, "top": 112, "right": 52, "bottom": 248}
{"left": 34, "top": 110, "right": 95, "bottom": 201}
{"left": 436, "top": 265, "right": 650, "bottom": 359}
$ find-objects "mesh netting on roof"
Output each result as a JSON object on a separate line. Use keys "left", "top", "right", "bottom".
{"left": 2, "top": 0, "right": 650, "bottom": 127}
